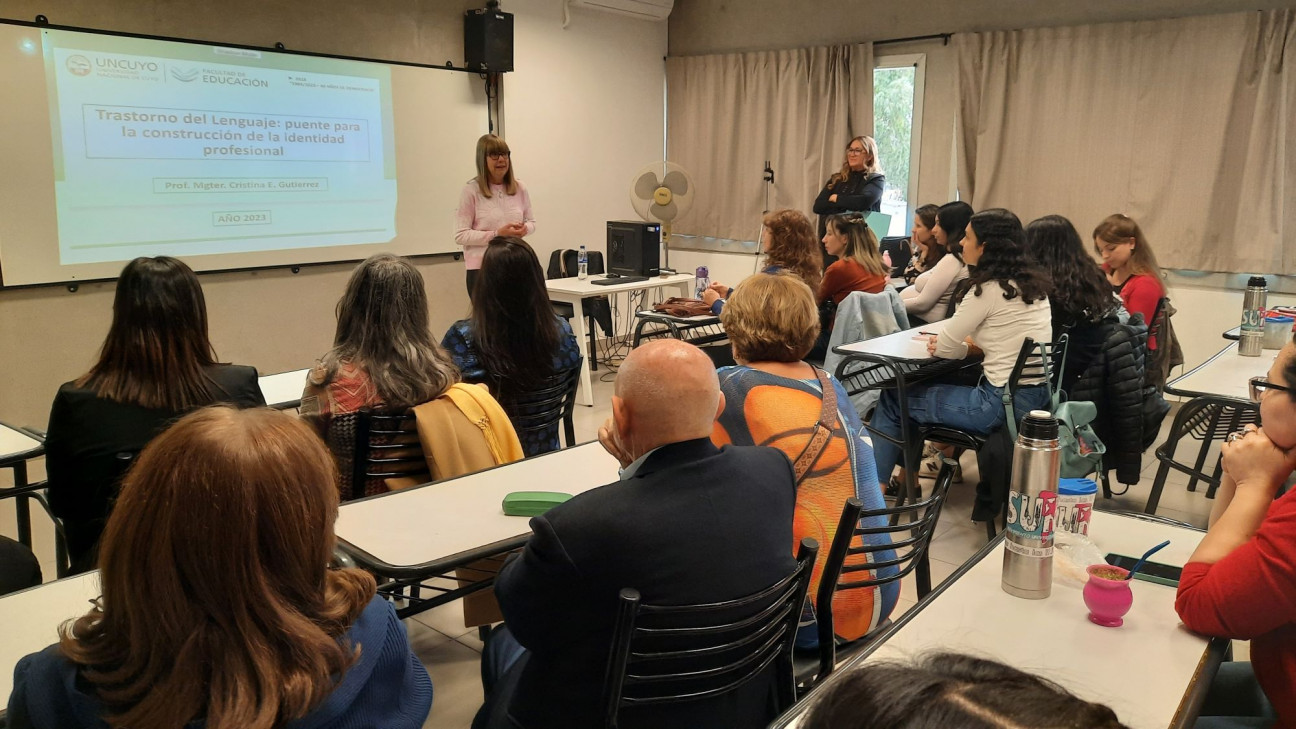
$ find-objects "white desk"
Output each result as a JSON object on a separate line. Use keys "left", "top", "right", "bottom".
{"left": 1164, "top": 342, "right": 1273, "bottom": 400}
{"left": 0, "top": 423, "right": 46, "bottom": 549}
{"left": 0, "top": 572, "right": 101, "bottom": 713}
{"left": 546, "top": 273, "right": 693, "bottom": 406}
{"left": 832, "top": 319, "right": 947, "bottom": 363}
{"left": 774, "top": 512, "right": 1222, "bottom": 729}
{"left": 258, "top": 368, "right": 312, "bottom": 410}
{"left": 335, "top": 442, "right": 619, "bottom": 576}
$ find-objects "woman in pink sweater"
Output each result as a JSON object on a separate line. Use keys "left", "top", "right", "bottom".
{"left": 1176, "top": 335, "right": 1296, "bottom": 727}
{"left": 455, "top": 134, "right": 536, "bottom": 297}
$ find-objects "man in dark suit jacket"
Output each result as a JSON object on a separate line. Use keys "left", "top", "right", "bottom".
{"left": 473, "top": 339, "right": 799, "bottom": 729}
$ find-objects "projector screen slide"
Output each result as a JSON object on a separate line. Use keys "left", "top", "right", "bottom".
{"left": 0, "top": 23, "right": 487, "bottom": 286}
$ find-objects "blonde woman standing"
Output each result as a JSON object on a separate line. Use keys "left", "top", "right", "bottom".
{"left": 813, "top": 136, "right": 885, "bottom": 265}
{"left": 455, "top": 134, "right": 536, "bottom": 297}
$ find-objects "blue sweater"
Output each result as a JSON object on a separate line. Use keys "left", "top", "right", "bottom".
{"left": 6, "top": 596, "right": 432, "bottom": 729}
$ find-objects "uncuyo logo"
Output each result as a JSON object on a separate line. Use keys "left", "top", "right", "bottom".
{"left": 66, "top": 55, "right": 92, "bottom": 76}
{"left": 170, "top": 66, "right": 200, "bottom": 82}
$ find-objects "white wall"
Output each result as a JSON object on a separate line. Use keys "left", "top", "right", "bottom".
{"left": 506, "top": 0, "right": 667, "bottom": 270}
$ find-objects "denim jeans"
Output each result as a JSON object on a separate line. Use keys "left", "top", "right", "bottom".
{"left": 870, "top": 377, "right": 1051, "bottom": 482}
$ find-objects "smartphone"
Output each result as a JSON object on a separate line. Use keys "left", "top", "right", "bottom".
{"left": 1104, "top": 553, "right": 1183, "bottom": 587}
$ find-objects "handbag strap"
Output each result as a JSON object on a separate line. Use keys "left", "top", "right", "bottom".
{"left": 792, "top": 367, "right": 840, "bottom": 484}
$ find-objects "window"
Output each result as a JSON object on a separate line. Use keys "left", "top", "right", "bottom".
{"left": 873, "top": 55, "right": 925, "bottom": 237}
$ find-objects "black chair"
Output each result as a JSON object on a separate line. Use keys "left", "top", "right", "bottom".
{"left": 547, "top": 249, "right": 614, "bottom": 371}
{"left": 1144, "top": 395, "right": 1260, "bottom": 515}
{"left": 907, "top": 337, "right": 1066, "bottom": 539}
{"left": 601, "top": 537, "right": 819, "bottom": 729}
{"left": 497, "top": 359, "right": 583, "bottom": 455}
{"left": 795, "top": 455, "right": 958, "bottom": 692}
{"left": 1145, "top": 296, "right": 1173, "bottom": 390}
{"left": 324, "top": 408, "right": 428, "bottom": 501}
{"left": 878, "top": 236, "right": 912, "bottom": 278}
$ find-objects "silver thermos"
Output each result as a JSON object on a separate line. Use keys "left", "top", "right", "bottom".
{"left": 1240, "top": 276, "right": 1268, "bottom": 357}
{"left": 1002, "top": 410, "right": 1061, "bottom": 599}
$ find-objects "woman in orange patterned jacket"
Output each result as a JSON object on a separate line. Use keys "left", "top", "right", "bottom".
{"left": 711, "top": 272, "right": 898, "bottom": 648}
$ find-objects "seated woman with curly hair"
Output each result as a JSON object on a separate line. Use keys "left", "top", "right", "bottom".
{"left": 702, "top": 208, "right": 823, "bottom": 315}
{"left": 870, "top": 208, "right": 1053, "bottom": 491}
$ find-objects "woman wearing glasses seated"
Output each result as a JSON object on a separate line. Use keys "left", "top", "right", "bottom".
{"left": 456, "top": 134, "right": 536, "bottom": 297}
{"left": 1176, "top": 338, "right": 1296, "bottom": 728}
{"left": 812, "top": 136, "right": 885, "bottom": 266}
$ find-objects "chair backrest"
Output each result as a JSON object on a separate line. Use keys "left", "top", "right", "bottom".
{"left": 1003, "top": 335, "right": 1068, "bottom": 437}
{"left": 333, "top": 407, "right": 427, "bottom": 501}
{"left": 601, "top": 537, "right": 819, "bottom": 729}
{"left": 878, "top": 236, "right": 912, "bottom": 277}
{"left": 498, "top": 359, "right": 583, "bottom": 452}
{"left": 1147, "top": 296, "right": 1170, "bottom": 344}
{"left": 810, "top": 456, "right": 958, "bottom": 686}
{"left": 547, "top": 248, "right": 606, "bottom": 279}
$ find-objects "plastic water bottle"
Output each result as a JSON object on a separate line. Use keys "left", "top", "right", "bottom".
{"left": 1239, "top": 276, "right": 1267, "bottom": 357}
{"left": 695, "top": 266, "right": 709, "bottom": 299}
{"left": 578, "top": 245, "right": 588, "bottom": 280}
{"left": 1002, "top": 410, "right": 1061, "bottom": 600}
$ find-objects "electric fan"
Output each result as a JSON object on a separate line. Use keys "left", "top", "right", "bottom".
{"left": 629, "top": 161, "right": 695, "bottom": 269}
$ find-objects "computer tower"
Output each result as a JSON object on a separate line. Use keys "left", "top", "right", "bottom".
{"left": 606, "top": 220, "right": 661, "bottom": 276}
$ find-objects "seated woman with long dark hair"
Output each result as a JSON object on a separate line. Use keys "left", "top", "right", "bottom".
{"left": 44, "top": 256, "right": 264, "bottom": 573}
{"left": 1025, "top": 215, "right": 1120, "bottom": 391}
{"left": 713, "top": 272, "right": 897, "bottom": 647}
{"left": 302, "top": 254, "right": 461, "bottom": 494}
{"left": 8, "top": 407, "right": 433, "bottom": 729}
{"left": 870, "top": 209, "right": 1053, "bottom": 489}
{"left": 442, "top": 237, "right": 581, "bottom": 456}
{"left": 900, "top": 201, "right": 971, "bottom": 326}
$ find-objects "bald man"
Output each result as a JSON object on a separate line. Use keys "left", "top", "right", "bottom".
{"left": 475, "top": 340, "right": 800, "bottom": 729}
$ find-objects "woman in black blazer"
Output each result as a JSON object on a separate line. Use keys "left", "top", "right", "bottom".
{"left": 813, "top": 136, "right": 886, "bottom": 265}
{"left": 43, "top": 257, "right": 264, "bottom": 572}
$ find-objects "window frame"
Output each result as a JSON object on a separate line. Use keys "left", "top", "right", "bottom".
{"left": 872, "top": 53, "right": 926, "bottom": 235}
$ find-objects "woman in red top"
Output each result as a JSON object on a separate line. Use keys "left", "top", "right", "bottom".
{"left": 1093, "top": 214, "right": 1166, "bottom": 349}
{"left": 819, "top": 212, "right": 889, "bottom": 307}
{"left": 807, "top": 213, "right": 889, "bottom": 361}
{"left": 1176, "top": 336, "right": 1296, "bottom": 727}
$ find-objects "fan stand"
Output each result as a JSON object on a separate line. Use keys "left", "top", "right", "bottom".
{"left": 662, "top": 222, "right": 671, "bottom": 271}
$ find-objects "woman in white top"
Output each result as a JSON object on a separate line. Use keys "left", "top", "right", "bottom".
{"left": 870, "top": 208, "right": 1053, "bottom": 486}
{"left": 455, "top": 134, "right": 536, "bottom": 297}
{"left": 901, "top": 201, "right": 971, "bottom": 327}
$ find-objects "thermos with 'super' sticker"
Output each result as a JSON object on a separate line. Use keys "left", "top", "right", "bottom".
{"left": 1002, "top": 410, "right": 1061, "bottom": 600}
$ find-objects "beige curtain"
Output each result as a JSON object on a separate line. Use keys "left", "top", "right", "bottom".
{"left": 956, "top": 10, "right": 1296, "bottom": 275}
{"left": 666, "top": 44, "right": 874, "bottom": 241}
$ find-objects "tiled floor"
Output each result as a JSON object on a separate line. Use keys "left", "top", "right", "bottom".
{"left": 0, "top": 384, "right": 1236, "bottom": 729}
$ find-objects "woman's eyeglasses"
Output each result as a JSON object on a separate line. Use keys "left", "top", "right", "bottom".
{"left": 846, "top": 147, "right": 866, "bottom": 155}
{"left": 487, "top": 151, "right": 511, "bottom": 160}
{"left": 1249, "top": 376, "right": 1294, "bottom": 402}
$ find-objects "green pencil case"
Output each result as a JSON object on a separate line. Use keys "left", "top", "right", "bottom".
{"left": 502, "top": 491, "right": 573, "bottom": 517}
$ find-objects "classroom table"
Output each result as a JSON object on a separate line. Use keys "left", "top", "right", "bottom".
{"left": 0, "top": 423, "right": 45, "bottom": 549}
{"left": 257, "top": 367, "right": 312, "bottom": 410}
{"left": 0, "top": 571, "right": 101, "bottom": 717}
{"left": 830, "top": 320, "right": 974, "bottom": 505}
{"left": 1164, "top": 342, "right": 1274, "bottom": 400}
{"left": 335, "top": 442, "right": 619, "bottom": 615}
{"left": 771, "top": 511, "right": 1226, "bottom": 729}
{"left": 546, "top": 273, "right": 693, "bottom": 406}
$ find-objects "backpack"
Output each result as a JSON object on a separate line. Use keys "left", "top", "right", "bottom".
{"left": 1054, "top": 399, "right": 1107, "bottom": 479}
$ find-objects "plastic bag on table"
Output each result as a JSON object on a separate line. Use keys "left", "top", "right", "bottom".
{"left": 1053, "top": 531, "right": 1108, "bottom": 588}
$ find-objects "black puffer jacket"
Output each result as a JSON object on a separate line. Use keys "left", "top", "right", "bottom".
{"left": 1067, "top": 315, "right": 1167, "bottom": 485}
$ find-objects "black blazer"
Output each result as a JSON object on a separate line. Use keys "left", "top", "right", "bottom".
{"left": 44, "top": 364, "right": 265, "bottom": 566}
{"left": 492, "top": 438, "right": 798, "bottom": 729}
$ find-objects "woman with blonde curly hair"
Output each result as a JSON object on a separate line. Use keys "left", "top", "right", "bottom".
{"left": 7, "top": 406, "right": 433, "bottom": 729}
{"left": 702, "top": 208, "right": 823, "bottom": 315}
